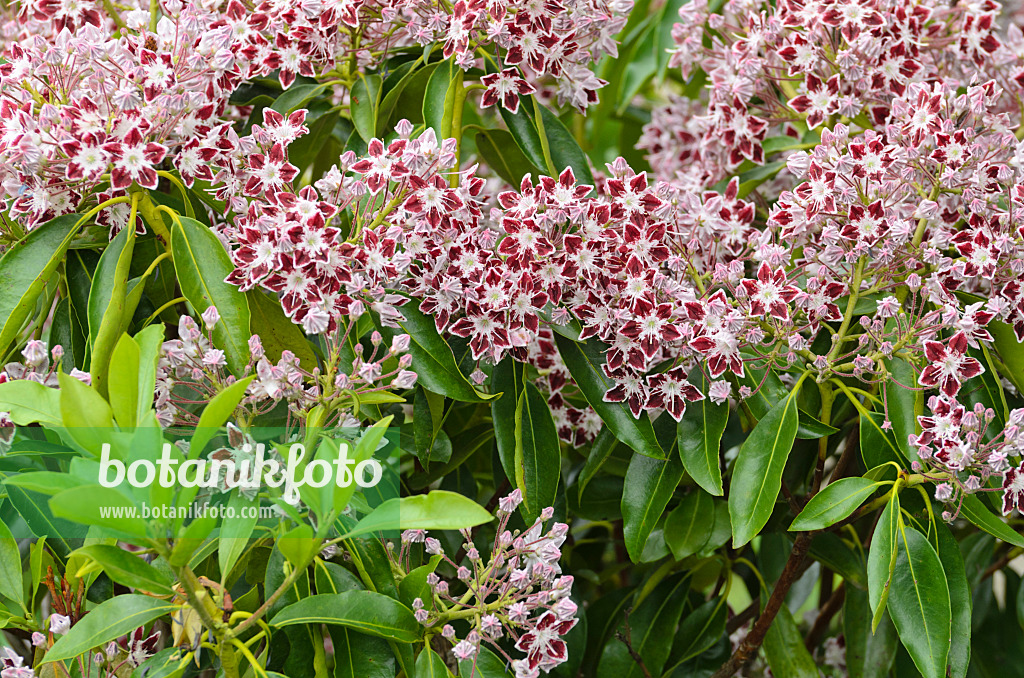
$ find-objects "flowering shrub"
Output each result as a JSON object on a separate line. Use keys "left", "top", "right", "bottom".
{"left": 2, "top": 0, "right": 1024, "bottom": 675}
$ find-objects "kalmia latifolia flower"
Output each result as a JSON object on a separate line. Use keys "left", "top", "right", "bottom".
{"left": 393, "top": 490, "right": 577, "bottom": 678}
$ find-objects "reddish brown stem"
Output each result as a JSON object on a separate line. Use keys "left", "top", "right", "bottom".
{"left": 710, "top": 534, "right": 813, "bottom": 678}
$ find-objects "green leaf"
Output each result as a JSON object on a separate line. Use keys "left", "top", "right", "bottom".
{"left": 271, "top": 591, "right": 421, "bottom": 642}
{"left": 728, "top": 383, "right": 800, "bottom": 547}
{"left": 415, "top": 648, "right": 454, "bottom": 678}
{"left": 46, "top": 595, "right": 177, "bottom": 662}
{"left": 491, "top": 357, "right": 525, "bottom": 482}
{"left": 377, "top": 297, "right": 495, "bottom": 402}
{"left": 340, "top": 490, "right": 493, "bottom": 539}
{"left": 422, "top": 61, "right": 461, "bottom": 141}
{"left": 271, "top": 83, "right": 328, "bottom": 114}
{"left": 666, "top": 597, "right": 726, "bottom": 668}
{"left": 807, "top": 532, "right": 867, "bottom": 590}
{"left": 845, "top": 586, "right": 898, "bottom": 678}
{"left": 763, "top": 599, "right": 819, "bottom": 678}
{"left": 622, "top": 444, "right": 684, "bottom": 561}
{"left": 0, "top": 520, "right": 23, "bottom": 607}
{"left": 867, "top": 492, "right": 900, "bottom": 631}
{"left": 597, "top": 574, "right": 690, "bottom": 678}
{"left": 59, "top": 371, "right": 116, "bottom": 456}
{"left": 133, "top": 324, "right": 164, "bottom": 424}
{"left": 246, "top": 289, "right": 317, "bottom": 370}
{"left": 188, "top": 375, "right": 256, "bottom": 458}
{"left": 328, "top": 627, "right": 395, "bottom": 678}
{"left": 475, "top": 128, "right": 542, "bottom": 186}
{"left": 676, "top": 368, "right": 726, "bottom": 495}
{"left": 888, "top": 527, "right": 951, "bottom": 678}
{"left": 535, "top": 102, "right": 595, "bottom": 186}
{"left": 108, "top": 333, "right": 141, "bottom": 428}
{"left": 859, "top": 411, "right": 908, "bottom": 469}
{"left": 959, "top": 493, "right": 1024, "bottom": 548}
{"left": 5, "top": 486, "right": 86, "bottom": 558}
{"left": 664, "top": 490, "right": 714, "bottom": 561}
{"left": 88, "top": 221, "right": 138, "bottom": 395}
{"left": 219, "top": 490, "right": 258, "bottom": 580}
{"left": 0, "top": 213, "right": 82, "bottom": 356}
{"left": 883, "top": 356, "right": 921, "bottom": 463}
{"left": 49, "top": 485, "right": 150, "bottom": 540}
{"left": 932, "top": 522, "right": 970, "bottom": 678}
{"left": 990, "top": 316, "right": 1024, "bottom": 393}
{"left": 459, "top": 645, "right": 511, "bottom": 678}
{"left": 553, "top": 333, "right": 663, "bottom": 458}
{"left": 514, "top": 381, "right": 561, "bottom": 518}
{"left": 351, "top": 75, "right": 383, "bottom": 143}
{"left": 171, "top": 217, "right": 252, "bottom": 374}
{"left": 791, "top": 478, "right": 883, "bottom": 531}
{"left": 577, "top": 428, "right": 618, "bottom": 501}
{"left": 498, "top": 92, "right": 548, "bottom": 173}
{"left": 0, "top": 379, "right": 61, "bottom": 426}
{"left": 70, "top": 545, "right": 173, "bottom": 595}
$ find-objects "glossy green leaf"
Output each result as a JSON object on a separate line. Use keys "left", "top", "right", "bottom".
{"left": 271, "top": 591, "right": 421, "bottom": 642}
{"left": 597, "top": 574, "right": 690, "bottom": 678}
{"left": 990, "top": 316, "right": 1024, "bottom": 393}
{"left": 728, "top": 384, "right": 800, "bottom": 547}
{"left": 246, "top": 289, "right": 317, "bottom": 370}
{"left": 491, "top": 357, "right": 526, "bottom": 482}
{"left": 108, "top": 333, "right": 141, "bottom": 428}
{"left": 577, "top": 428, "right": 618, "bottom": 501}
{"left": 867, "top": 492, "right": 900, "bottom": 631}
{"left": 5, "top": 486, "right": 86, "bottom": 558}
{"left": 932, "top": 522, "right": 970, "bottom": 678}
{"left": 763, "top": 599, "right": 819, "bottom": 678}
{"left": 883, "top": 356, "right": 921, "bottom": 463}
{"left": 88, "top": 220, "right": 138, "bottom": 395}
{"left": 59, "top": 371, "right": 116, "bottom": 456}
{"left": 622, "top": 446, "right": 684, "bottom": 561}
{"left": 859, "top": 411, "right": 908, "bottom": 469}
{"left": 46, "top": 595, "right": 177, "bottom": 662}
{"left": 535, "top": 102, "right": 594, "bottom": 186}
{"left": 737, "top": 362, "right": 837, "bottom": 439}
{"left": 887, "top": 527, "right": 950, "bottom": 678}
{"left": 219, "top": 490, "right": 258, "bottom": 580}
{"left": 959, "top": 493, "right": 1024, "bottom": 548}
{"left": 0, "top": 379, "right": 61, "bottom": 426}
{"left": 845, "top": 586, "right": 898, "bottom": 678}
{"left": 666, "top": 597, "right": 727, "bottom": 668}
{"left": 791, "top": 478, "right": 883, "bottom": 531}
{"left": 0, "top": 213, "right": 82, "bottom": 356}
{"left": 415, "top": 648, "right": 454, "bottom": 678}
{"left": 676, "top": 368, "right": 726, "bottom": 495}
{"left": 475, "top": 128, "right": 542, "bottom": 186}
{"left": 340, "top": 490, "right": 493, "bottom": 539}
{"left": 133, "top": 324, "right": 165, "bottom": 424}
{"left": 171, "top": 217, "right": 252, "bottom": 374}
{"left": 49, "top": 485, "right": 150, "bottom": 540}
{"left": 328, "top": 626, "right": 394, "bottom": 678}
{"left": 376, "top": 297, "right": 494, "bottom": 402}
{"left": 458, "top": 645, "right": 510, "bottom": 678}
{"left": 188, "top": 375, "right": 256, "bottom": 458}
{"left": 351, "top": 75, "right": 383, "bottom": 143}
{"left": 422, "top": 61, "right": 461, "bottom": 141}
{"left": 0, "top": 520, "right": 22, "bottom": 607}
{"left": 71, "top": 545, "right": 173, "bottom": 595}
{"left": 553, "top": 333, "right": 663, "bottom": 458}
{"left": 664, "top": 490, "right": 714, "bottom": 561}
{"left": 514, "top": 381, "right": 561, "bottom": 518}
{"left": 271, "top": 83, "right": 328, "bottom": 114}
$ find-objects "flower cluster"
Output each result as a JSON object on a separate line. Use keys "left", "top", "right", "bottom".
{"left": 397, "top": 490, "right": 577, "bottom": 678}
{"left": 156, "top": 306, "right": 415, "bottom": 428}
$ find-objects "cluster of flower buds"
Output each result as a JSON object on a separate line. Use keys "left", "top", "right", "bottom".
{"left": 397, "top": 490, "right": 577, "bottom": 678}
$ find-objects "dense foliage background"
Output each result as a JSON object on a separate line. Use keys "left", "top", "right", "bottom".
{"left": 3, "top": 0, "right": 1024, "bottom": 676}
